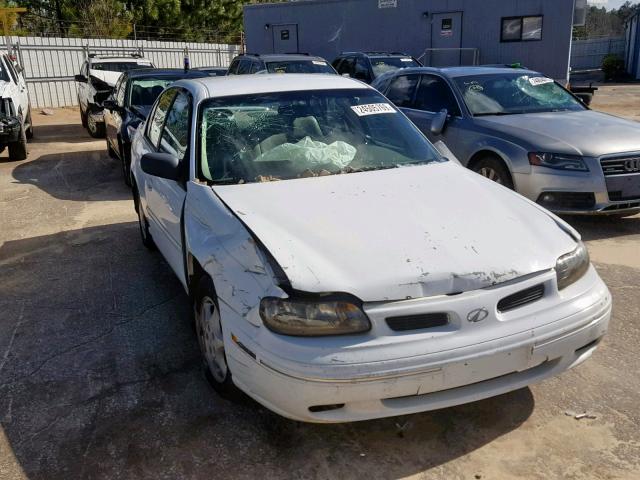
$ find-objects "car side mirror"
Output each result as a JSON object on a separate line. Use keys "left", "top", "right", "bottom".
{"left": 431, "top": 109, "right": 448, "bottom": 135}
{"left": 141, "top": 152, "right": 181, "bottom": 181}
{"left": 74, "top": 74, "right": 87, "bottom": 83}
{"left": 103, "top": 98, "right": 118, "bottom": 111}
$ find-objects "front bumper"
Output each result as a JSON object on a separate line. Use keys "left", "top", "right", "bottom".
{"left": 225, "top": 268, "right": 611, "bottom": 423}
{"left": 515, "top": 162, "right": 640, "bottom": 216}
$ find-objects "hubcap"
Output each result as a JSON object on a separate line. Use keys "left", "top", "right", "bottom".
{"left": 195, "top": 296, "right": 228, "bottom": 383}
{"left": 478, "top": 167, "right": 502, "bottom": 184}
{"left": 88, "top": 114, "right": 96, "bottom": 133}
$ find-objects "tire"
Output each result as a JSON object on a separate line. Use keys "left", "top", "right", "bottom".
{"left": 8, "top": 122, "right": 28, "bottom": 161}
{"left": 87, "top": 106, "right": 106, "bottom": 138}
{"left": 471, "top": 156, "right": 514, "bottom": 190}
{"left": 193, "top": 275, "right": 240, "bottom": 398}
{"left": 106, "top": 139, "right": 117, "bottom": 159}
{"left": 121, "top": 143, "right": 132, "bottom": 187}
{"left": 134, "top": 188, "right": 156, "bottom": 250}
{"left": 25, "top": 108, "right": 33, "bottom": 140}
{"left": 80, "top": 104, "right": 88, "bottom": 128}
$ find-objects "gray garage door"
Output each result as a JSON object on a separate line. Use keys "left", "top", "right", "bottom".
{"left": 430, "top": 12, "right": 463, "bottom": 67}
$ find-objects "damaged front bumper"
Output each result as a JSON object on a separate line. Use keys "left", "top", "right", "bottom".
{"left": 225, "top": 267, "right": 611, "bottom": 423}
{"left": 0, "top": 114, "right": 22, "bottom": 145}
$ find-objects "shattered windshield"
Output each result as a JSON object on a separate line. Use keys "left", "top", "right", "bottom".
{"left": 199, "top": 89, "right": 442, "bottom": 184}
{"left": 265, "top": 60, "right": 336, "bottom": 74}
{"left": 454, "top": 73, "right": 585, "bottom": 116}
{"left": 129, "top": 78, "right": 178, "bottom": 107}
{"left": 370, "top": 57, "right": 421, "bottom": 78}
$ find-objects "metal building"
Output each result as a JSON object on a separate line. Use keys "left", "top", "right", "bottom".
{"left": 625, "top": 11, "right": 640, "bottom": 79}
{"left": 243, "top": 0, "right": 576, "bottom": 81}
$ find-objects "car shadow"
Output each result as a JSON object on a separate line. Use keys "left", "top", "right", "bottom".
{"left": 11, "top": 149, "right": 131, "bottom": 202}
{"left": 30, "top": 123, "right": 100, "bottom": 145}
{"left": 0, "top": 222, "right": 535, "bottom": 479}
{"left": 561, "top": 214, "right": 640, "bottom": 241}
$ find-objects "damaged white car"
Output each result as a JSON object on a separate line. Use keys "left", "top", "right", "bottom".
{"left": 130, "top": 74, "right": 611, "bottom": 423}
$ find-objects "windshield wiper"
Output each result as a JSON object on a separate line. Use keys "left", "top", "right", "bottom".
{"left": 473, "top": 111, "right": 521, "bottom": 117}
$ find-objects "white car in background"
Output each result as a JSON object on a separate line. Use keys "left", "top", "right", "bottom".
{"left": 129, "top": 74, "right": 611, "bottom": 423}
{"left": 0, "top": 53, "right": 32, "bottom": 160}
{"left": 75, "top": 54, "right": 153, "bottom": 137}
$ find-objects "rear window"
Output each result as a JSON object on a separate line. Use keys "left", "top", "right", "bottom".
{"left": 265, "top": 60, "right": 336, "bottom": 74}
{"left": 370, "top": 57, "right": 421, "bottom": 78}
{"left": 91, "top": 62, "right": 153, "bottom": 73}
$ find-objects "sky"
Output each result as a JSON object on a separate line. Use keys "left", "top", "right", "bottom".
{"left": 588, "top": 0, "right": 633, "bottom": 10}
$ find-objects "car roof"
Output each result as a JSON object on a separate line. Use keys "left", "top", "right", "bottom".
{"left": 124, "top": 68, "right": 210, "bottom": 79}
{"left": 238, "top": 53, "right": 328, "bottom": 62}
{"left": 89, "top": 57, "right": 152, "bottom": 64}
{"left": 395, "top": 66, "right": 540, "bottom": 78}
{"left": 176, "top": 73, "right": 370, "bottom": 99}
{"left": 339, "top": 51, "right": 412, "bottom": 58}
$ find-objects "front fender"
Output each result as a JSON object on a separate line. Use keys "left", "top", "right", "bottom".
{"left": 184, "top": 183, "right": 284, "bottom": 336}
{"left": 469, "top": 137, "right": 530, "bottom": 175}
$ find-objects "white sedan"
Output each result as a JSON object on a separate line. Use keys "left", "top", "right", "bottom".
{"left": 130, "top": 74, "right": 611, "bottom": 423}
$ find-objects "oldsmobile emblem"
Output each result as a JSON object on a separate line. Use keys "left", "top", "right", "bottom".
{"left": 467, "top": 307, "right": 489, "bottom": 323}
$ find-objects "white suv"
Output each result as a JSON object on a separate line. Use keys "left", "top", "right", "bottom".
{"left": 0, "top": 53, "right": 32, "bottom": 160}
{"left": 75, "top": 54, "right": 153, "bottom": 138}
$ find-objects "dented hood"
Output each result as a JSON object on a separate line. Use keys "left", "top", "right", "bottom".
{"left": 213, "top": 162, "right": 576, "bottom": 302}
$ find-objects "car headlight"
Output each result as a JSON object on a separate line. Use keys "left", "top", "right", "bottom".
{"left": 528, "top": 152, "right": 589, "bottom": 172}
{"left": 259, "top": 296, "right": 371, "bottom": 336}
{"left": 556, "top": 241, "right": 590, "bottom": 290}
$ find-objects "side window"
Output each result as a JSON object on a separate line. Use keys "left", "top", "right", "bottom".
{"left": 414, "top": 75, "right": 461, "bottom": 116}
{"left": 147, "top": 89, "right": 176, "bottom": 148}
{"left": 4, "top": 57, "right": 17, "bottom": 84}
{"left": 385, "top": 75, "right": 419, "bottom": 108}
{"left": 159, "top": 90, "right": 190, "bottom": 161}
{"left": 337, "top": 57, "right": 354, "bottom": 76}
{"left": 249, "top": 60, "right": 261, "bottom": 74}
{"left": 237, "top": 59, "right": 251, "bottom": 75}
{"left": 115, "top": 76, "right": 127, "bottom": 106}
{"left": 332, "top": 58, "right": 343, "bottom": 71}
{"left": 228, "top": 59, "right": 240, "bottom": 75}
{"left": 354, "top": 58, "right": 371, "bottom": 82}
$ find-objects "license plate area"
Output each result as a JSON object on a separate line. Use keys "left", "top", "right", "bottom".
{"left": 606, "top": 174, "right": 640, "bottom": 201}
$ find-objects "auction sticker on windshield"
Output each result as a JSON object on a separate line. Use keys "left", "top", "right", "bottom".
{"left": 529, "top": 77, "right": 554, "bottom": 86}
{"left": 351, "top": 103, "right": 396, "bottom": 116}
{"left": 312, "top": 60, "right": 327, "bottom": 66}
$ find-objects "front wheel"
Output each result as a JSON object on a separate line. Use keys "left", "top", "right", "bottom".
{"left": 134, "top": 189, "right": 156, "bottom": 250}
{"left": 8, "top": 122, "right": 27, "bottom": 161}
{"left": 471, "top": 156, "right": 514, "bottom": 190}
{"left": 194, "top": 276, "right": 240, "bottom": 398}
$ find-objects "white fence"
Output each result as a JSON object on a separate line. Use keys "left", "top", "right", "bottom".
{"left": 571, "top": 36, "right": 625, "bottom": 71}
{"left": 9, "top": 36, "right": 242, "bottom": 108}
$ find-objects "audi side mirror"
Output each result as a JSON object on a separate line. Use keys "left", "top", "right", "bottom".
{"left": 431, "top": 109, "right": 448, "bottom": 135}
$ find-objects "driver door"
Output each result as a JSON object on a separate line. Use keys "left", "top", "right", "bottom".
{"left": 143, "top": 88, "right": 191, "bottom": 286}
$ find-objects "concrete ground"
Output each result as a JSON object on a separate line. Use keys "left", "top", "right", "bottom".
{"left": 0, "top": 102, "right": 639, "bottom": 480}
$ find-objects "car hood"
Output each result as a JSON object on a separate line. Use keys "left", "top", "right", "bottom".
{"left": 89, "top": 69, "right": 121, "bottom": 87}
{"left": 213, "top": 162, "right": 576, "bottom": 302}
{"left": 476, "top": 109, "right": 640, "bottom": 157}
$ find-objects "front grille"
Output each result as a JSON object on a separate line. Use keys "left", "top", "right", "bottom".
{"left": 386, "top": 312, "right": 449, "bottom": 332}
{"left": 0, "top": 97, "right": 15, "bottom": 116}
{"left": 601, "top": 156, "right": 640, "bottom": 176}
{"left": 497, "top": 284, "right": 545, "bottom": 313}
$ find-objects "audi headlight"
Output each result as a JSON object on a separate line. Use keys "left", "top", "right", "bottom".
{"left": 259, "top": 296, "right": 371, "bottom": 336}
{"left": 528, "top": 152, "right": 588, "bottom": 172}
{"left": 556, "top": 242, "right": 590, "bottom": 290}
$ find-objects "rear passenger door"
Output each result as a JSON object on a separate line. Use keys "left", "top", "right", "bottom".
{"left": 142, "top": 88, "right": 191, "bottom": 286}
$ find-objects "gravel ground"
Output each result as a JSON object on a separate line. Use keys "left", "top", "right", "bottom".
{"left": 0, "top": 105, "right": 639, "bottom": 480}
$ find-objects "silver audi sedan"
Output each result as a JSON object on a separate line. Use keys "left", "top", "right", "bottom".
{"left": 372, "top": 66, "right": 640, "bottom": 216}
